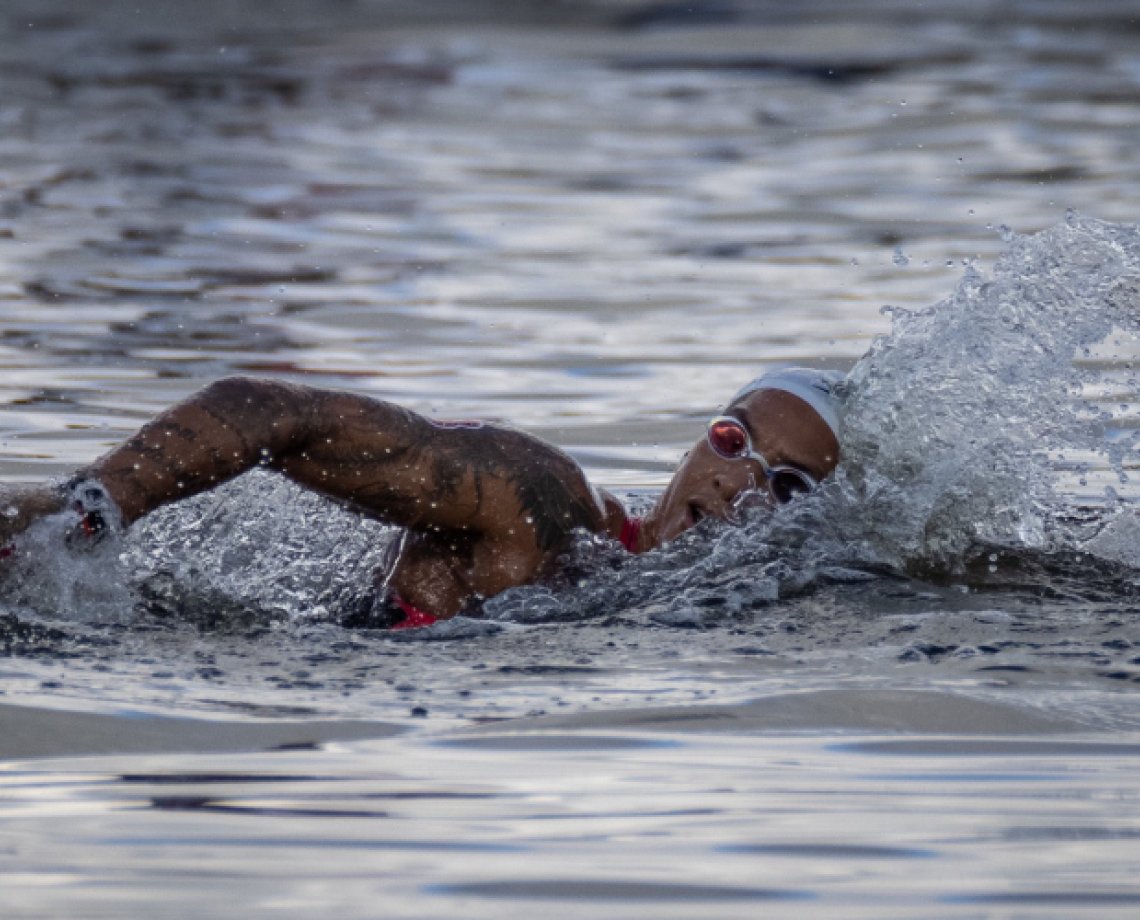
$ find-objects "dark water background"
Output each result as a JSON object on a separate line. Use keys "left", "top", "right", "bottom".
{"left": 2, "top": 1, "right": 1140, "bottom": 916}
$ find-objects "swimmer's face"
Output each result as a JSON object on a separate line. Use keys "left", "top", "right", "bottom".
{"left": 645, "top": 389, "right": 840, "bottom": 547}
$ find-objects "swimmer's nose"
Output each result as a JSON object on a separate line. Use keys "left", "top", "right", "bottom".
{"left": 712, "top": 465, "right": 758, "bottom": 507}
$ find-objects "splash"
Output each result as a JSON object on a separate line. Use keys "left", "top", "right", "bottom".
{"left": 0, "top": 471, "right": 398, "bottom": 626}
{"left": 123, "top": 472, "right": 398, "bottom": 626}
{"left": 490, "top": 216, "right": 1140, "bottom": 626}
{"left": 835, "top": 214, "right": 1140, "bottom": 570}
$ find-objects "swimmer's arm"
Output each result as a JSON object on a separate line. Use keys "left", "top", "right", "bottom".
{"left": 0, "top": 376, "right": 608, "bottom": 614}
{"left": 79, "top": 376, "right": 606, "bottom": 544}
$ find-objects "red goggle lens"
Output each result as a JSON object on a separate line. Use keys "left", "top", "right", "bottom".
{"left": 707, "top": 418, "right": 750, "bottom": 459}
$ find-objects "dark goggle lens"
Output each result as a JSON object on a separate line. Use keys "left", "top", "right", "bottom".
{"left": 768, "top": 470, "right": 813, "bottom": 505}
{"left": 707, "top": 418, "right": 749, "bottom": 458}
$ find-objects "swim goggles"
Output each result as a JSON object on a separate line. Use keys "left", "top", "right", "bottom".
{"left": 706, "top": 416, "right": 818, "bottom": 505}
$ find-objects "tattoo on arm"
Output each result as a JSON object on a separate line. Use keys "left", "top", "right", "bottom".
{"left": 79, "top": 376, "right": 605, "bottom": 559}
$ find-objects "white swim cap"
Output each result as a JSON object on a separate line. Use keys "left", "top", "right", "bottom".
{"left": 728, "top": 367, "right": 845, "bottom": 440}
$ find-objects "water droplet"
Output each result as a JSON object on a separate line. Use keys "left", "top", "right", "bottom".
{"left": 892, "top": 246, "right": 910, "bottom": 267}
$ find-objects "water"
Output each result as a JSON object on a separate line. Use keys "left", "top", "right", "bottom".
{"left": 2, "top": 1, "right": 1140, "bottom": 916}
{"left": 5, "top": 731, "right": 1140, "bottom": 919}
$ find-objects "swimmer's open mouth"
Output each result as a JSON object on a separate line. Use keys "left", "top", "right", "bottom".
{"left": 688, "top": 502, "right": 706, "bottom": 525}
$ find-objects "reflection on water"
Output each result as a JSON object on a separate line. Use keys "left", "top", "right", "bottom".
{"left": 3, "top": 728, "right": 1140, "bottom": 918}
{"left": 2, "top": 0, "right": 1140, "bottom": 916}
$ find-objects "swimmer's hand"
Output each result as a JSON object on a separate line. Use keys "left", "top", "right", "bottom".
{"left": 0, "top": 484, "right": 67, "bottom": 549}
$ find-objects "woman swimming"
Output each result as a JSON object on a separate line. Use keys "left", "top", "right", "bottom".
{"left": 0, "top": 368, "right": 842, "bottom": 627}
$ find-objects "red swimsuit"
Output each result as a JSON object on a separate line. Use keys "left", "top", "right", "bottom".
{"left": 619, "top": 516, "right": 642, "bottom": 553}
{"left": 388, "top": 594, "right": 439, "bottom": 630}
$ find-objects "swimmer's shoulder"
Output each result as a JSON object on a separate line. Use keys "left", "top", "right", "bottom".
{"left": 421, "top": 419, "right": 612, "bottom": 545}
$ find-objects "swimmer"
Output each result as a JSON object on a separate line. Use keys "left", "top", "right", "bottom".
{"left": 0, "top": 369, "right": 842, "bottom": 627}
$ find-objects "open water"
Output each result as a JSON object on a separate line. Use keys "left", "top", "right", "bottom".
{"left": 1, "top": 1, "right": 1139, "bottom": 917}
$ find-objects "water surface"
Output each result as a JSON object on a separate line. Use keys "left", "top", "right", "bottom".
{"left": 2, "top": 1, "right": 1140, "bottom": 916}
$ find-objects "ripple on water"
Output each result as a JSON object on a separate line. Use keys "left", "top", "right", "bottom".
{"left": 429, "top": 879, "right": 812, "bottom": 902}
